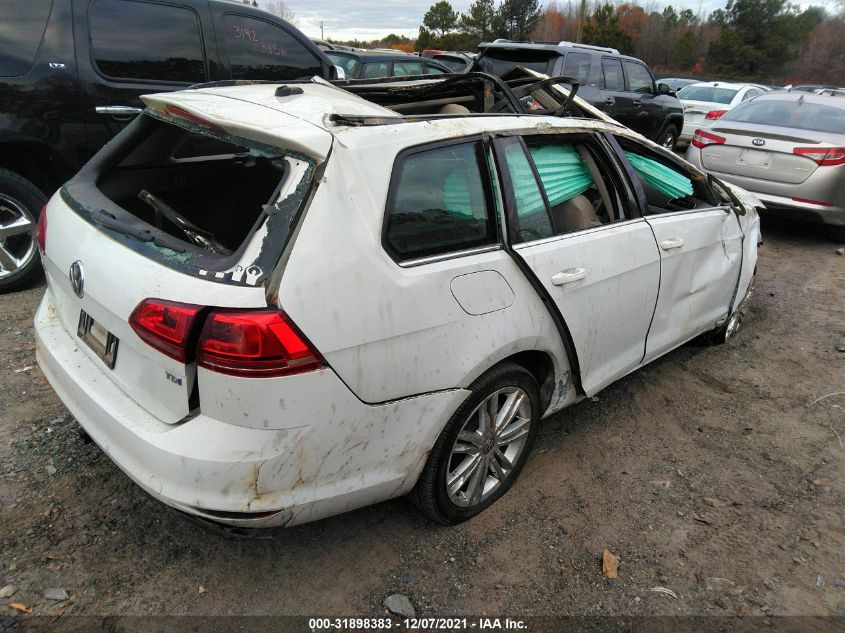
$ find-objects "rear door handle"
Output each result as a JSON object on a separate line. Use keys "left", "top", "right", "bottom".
{"left": 96, "top": 105, "right": 142, "bottom": 120}
{"left": 660, "top": 237, "right": 685, "bottom": 250}
{"left": 632, "top": 99, "right": 642, "bottom": 106}
{"left": 551, "top": 267, "right": 587, "bottom": 286}
{"left": 603, "top": 97, "right": 615, "bottom": 106}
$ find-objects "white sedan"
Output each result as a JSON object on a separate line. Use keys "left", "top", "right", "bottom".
{"left": 678, "top": 81, "right": 769, "bottom": 144}
{"left": 34, "top": 79, "right": 760, "bottom": 528}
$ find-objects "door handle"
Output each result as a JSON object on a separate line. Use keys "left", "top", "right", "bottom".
{"left": 632, "top": 99, "right": 642, "bottom": 106}
{"left": 660, "top": 237, "right": 685, "bottom": 250}
{"left": 95, "top": 105, "right": 142, "bottom": 120}
{"left": 603, "top": 97, "right": 615, "bottom": 106}
{"left": 551, "top": 267, "right": 587, "bottom": 286}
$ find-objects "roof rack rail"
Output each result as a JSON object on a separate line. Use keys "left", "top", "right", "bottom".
{"left": 557, "top": 41, "right": 620, "bottom": 55}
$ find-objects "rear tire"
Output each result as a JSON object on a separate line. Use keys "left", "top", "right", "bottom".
{"left": 411, "top": 362, "right": 540, "bottom": 525}
{"left": 656, "top": 126, "right": 679, "bottom": 151}
{"left": 0, "top": 169, "right": 46, "bottom": 292}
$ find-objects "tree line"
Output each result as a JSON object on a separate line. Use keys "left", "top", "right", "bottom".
{"left": 388, "top": 0, "right": 843, "bottom": 84}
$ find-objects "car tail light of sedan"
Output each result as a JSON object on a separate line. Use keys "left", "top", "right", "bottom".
{"left": 691, "top": 130, "right": 726, "bottom": 148}
{"left": 793, "top": 147, "right": 845, "bottom": 167}
{"left": 704, "top": 109, "right": 728, "bottom": 120}
{"left": 197, "top": 310, "right": 324, "bottom": 378}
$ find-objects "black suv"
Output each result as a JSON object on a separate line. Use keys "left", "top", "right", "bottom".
{"left": 0, "top": 0, "right": 335, "bottom": 291}
{"left": 475, "top": 41, "right": 683, "bottom": 148}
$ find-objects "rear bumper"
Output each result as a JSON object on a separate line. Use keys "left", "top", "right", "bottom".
{"left": 35, "top": 289, "right": 467, "bottom": 528}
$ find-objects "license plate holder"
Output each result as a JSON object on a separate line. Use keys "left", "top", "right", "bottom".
{"left": 738, "top": 148, "right": 771, "bottom": 167}
{"left": 77, "top": 310, "right": 119, "bottom": 369}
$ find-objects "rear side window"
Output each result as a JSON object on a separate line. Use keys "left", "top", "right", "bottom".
{"left": 90, "top": 0, "right": 206, "bottom": 83}
{"left": 385, "top": 143, "right": 496, "bottom": 261}
{"left": 223, "top": 14, "right": 322, "bottom": 80}
{"left": 562, "top": 52, "right": 591, "bottom": 86}
{"left": 393, "top": 61, "right": 422, "bottom": 77}
{"left": 425, "top": 64, "right": 447, "bottom": 75}
{"left": 624, "top": 61, "right": 653, "bottom": 94}
{"left": 327, "top": 53, "right": 361, "bottom": 77}
{"left": 601, "top": 58, "right": 625, "bottom": 91}
{"left": 0, "top": 0, "right": 53, "bottom": 77}
{"left": 362, "top": 62, "right": 390, "bottom": 78}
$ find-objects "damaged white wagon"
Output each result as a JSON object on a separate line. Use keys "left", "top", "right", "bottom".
{"left": 34, "top": 76, "right": 760, "bottom": 528}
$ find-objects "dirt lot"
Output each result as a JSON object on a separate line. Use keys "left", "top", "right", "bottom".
{"left": 1, "top": 216, "right": 843, "bottom": 624}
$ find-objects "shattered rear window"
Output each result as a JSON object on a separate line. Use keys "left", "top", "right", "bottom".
{"left": 62, "top": 113, "right": 316, "bottom": 287}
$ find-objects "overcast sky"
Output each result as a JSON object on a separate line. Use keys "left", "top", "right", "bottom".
{"left": 257, "top": 0, "right": 841, "bottom": 41}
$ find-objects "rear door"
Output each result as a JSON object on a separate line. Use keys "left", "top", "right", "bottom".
{"left": 598, "top": 57, "right": 634, "bottom": 127}
{"left": 612, "top": 135, "right": 743, "bottom": 360}
{"left": 74, "top": 0, "right": 217, "bottom": 162}
{"left": 494, "top": 134, "right": 661, "bottom": 395}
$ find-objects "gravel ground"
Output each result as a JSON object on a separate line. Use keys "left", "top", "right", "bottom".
{"left": 0, "top": 216, "right": 843, "bottom": 624}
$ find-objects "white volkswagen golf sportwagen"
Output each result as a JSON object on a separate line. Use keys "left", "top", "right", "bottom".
{"left": 34, "top": 77, "right": 760, "bottom": 528}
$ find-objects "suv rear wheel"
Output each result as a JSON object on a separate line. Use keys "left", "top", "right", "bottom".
{"left": 0, "top": 169, "right": 46, "bottom": 292}
{"left": 411, "top": 362, "right": 540, "bottom": 524}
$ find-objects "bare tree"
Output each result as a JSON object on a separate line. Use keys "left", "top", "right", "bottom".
{"left": 264, "top": 0, "right": 296, "bottom": 24}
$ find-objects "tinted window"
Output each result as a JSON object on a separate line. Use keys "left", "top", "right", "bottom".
{"left": 393, "top": 61, "right": 422, "bottom": 77}
{"left": 425, "top": 64, "right": 447, "bottom": 75}
{"left": 386, "top": 143, "right": 496, "bottom": 260}
{"left": 677, "top": 85, "right": 738, "bottom": 104}
{"left": 0, "top": 0, "right": 53, "bottom": 77}
{"left": 433, "top": 56, "right": 466, "bottom": 71}
{"left": 90, "top": 0, "right": 205, "bottom": 83}
{"left": 601, "top": 58, "right": 624, "bottom": 91}
{"left": 362, "top": 62, "right": 390, "bottom": 78}
{"left": 223, "top": 14, "right": 322, "bottom": 80}
{"left": 741, "top": 88, "right": 762, "bottom": 101}
{"left": 721, "top": 100, "right": 845, "bottom": 134}
{"left": 562, "top": 52, "right": 591, "bottom": 86}
{"left": 479, "top": 49, "right": 554, "bottom": 76}
{"left": 502, "top": 141, "right": 554, "bottom": 242}
{"left": 624, "top": 61, "right": 653, "bottom": 94}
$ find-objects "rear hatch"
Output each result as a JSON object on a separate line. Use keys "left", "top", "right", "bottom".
{"left": 42, "top": 92, "right": 331, "bottom": 423}
{"left": 699, "top": 123, "right": 822, "bottom": 185}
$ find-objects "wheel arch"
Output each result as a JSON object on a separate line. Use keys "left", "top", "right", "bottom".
{"left": 0, "top": 139, "right": 61, "bottom": 196}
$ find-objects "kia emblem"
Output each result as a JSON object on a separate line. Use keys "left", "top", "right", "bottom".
{"left": 69, "top": 260, "right": 84, "bottom": 299}
{"left": 752, "top": 138, "right": 765, "bottom": 147}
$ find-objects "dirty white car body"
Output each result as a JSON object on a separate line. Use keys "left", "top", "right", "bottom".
{"left": 34, "top": 79, "right": 760, "bottom": 528}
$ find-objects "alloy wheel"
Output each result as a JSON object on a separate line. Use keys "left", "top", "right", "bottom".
{"left": 0, "top": 194, "right": 37, "bottom": 281}
{"left": 446, "top": 387, "right": 532, "bottom": 508}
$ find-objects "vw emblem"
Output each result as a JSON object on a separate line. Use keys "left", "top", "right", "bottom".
{"left": 752, "top": 138, "right": 766, "bottom": 147}
{"left": 69, "top": 260, "right": 84, "bottom": 299}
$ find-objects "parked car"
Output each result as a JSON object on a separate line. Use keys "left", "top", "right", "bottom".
{"left": 34, "top": 77, "right": 759, "bottom": 528}
{"left": 686, "top": 90, "right": 845, "bottom": 241}
{"left": 426, "top": 51, "right": 475, "bottom": 73}
{"left": 786, "top": 84, "right": 841, "bottom": 93}
{"left": 473, "top": 41, "right": 684, "bottom": 149}
{"left": 676, "top": 81, "right": 769, "bottom": 145}
{"left": 660, "top": 77, "right": 699, "bottom": 92}
{"left": 0, "top": 0, "right": 337, "bottom": 292}
{"left": 325, "top": 50, "right": 451, "bottom": 79}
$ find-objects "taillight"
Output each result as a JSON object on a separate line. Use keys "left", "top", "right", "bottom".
{"left": 793, "top": 146, "right": 845, "bottom": 167}
{"left": 163, "top": 104, "right": 224, "bottom": 132}
{"left": 36, "top": 204, "right": 47, "bottom": 255}
{"left": 691, "top": 130, "right": 726, "bottom": 148}
{"left": 705, "top": 109, "right": 728, "bottom": 120}
{"left": 129, "top": 299, "right": 204, "bottom": 363}
{"left": 197, "top": 310, "right": 323, "bottom": 378}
